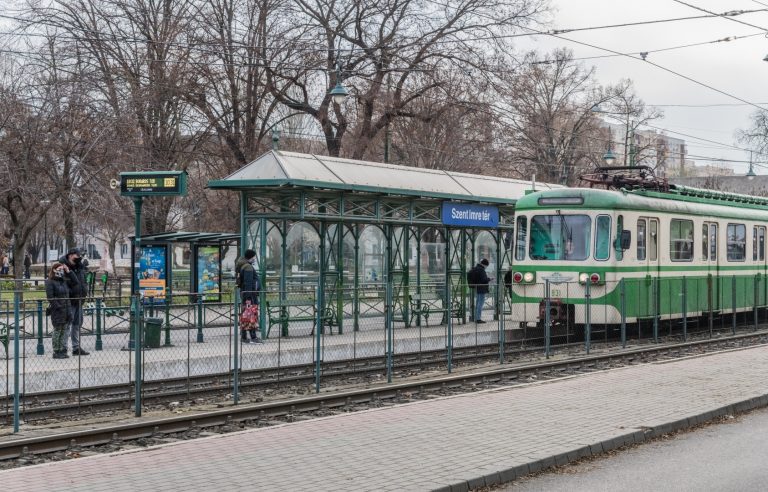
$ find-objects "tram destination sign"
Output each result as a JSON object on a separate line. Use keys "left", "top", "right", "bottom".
{"left": 120, "top": 171, "right": 188, "bottom": 197}
{"left": 441, "top": 202, "right": 499, "bottom": 228}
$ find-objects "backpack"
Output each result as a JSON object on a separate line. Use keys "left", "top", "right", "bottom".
{"left": 467, "top": 267, "right": 477, "bottom": 285}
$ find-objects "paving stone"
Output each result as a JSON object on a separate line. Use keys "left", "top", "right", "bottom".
{"left": 4, "top": 346, "right": 768, "bottom": 490}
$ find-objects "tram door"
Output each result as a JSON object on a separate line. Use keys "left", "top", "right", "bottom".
{"left": 637, "top": 217, "right": 660, "bottom": 319}
{"left": 703, "top": 222, "right": 719, "bottom": 313}
{"left": 754, "top": 226, "right": 766, "bottom": 306}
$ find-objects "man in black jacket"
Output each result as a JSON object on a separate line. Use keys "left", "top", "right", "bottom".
{"left": 59, "top": 248, "right": 90, "bottom": 355}
{"left": 468, "top": 258, "right": 491, "bottom": 323}
{"left": 235, "top": 249, "right": 263, "bottom": 343}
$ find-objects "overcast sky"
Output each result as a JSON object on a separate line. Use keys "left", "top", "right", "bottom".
{"left": 518, "top": 0, "right": 768, "bottom": 174}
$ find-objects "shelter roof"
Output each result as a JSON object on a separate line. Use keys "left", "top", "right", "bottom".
{"left": 208, "top": 151, "right": 562, "bottom": 204}
{"left": 134, "top": 232, "right": 239, "bottom": 244}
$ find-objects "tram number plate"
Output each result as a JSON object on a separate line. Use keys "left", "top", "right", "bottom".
{"left": 551, "top": 289, "right": 562, "bottom": 297}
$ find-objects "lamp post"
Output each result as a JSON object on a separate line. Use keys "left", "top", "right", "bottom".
{"left": 602, "top": 149, "right": 617, "bottom": 166}
{"left": 40, "top": 199, "right": 50, "bottom": 275}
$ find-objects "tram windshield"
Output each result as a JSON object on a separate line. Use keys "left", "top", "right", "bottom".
{"left": 529, "top": 215, "right": 591, "bottom": 261}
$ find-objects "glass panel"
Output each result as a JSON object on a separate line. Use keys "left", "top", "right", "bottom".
{"left": 727, "top": 224, "right": 746, "bottom": 261}
{"left": 710, "top": 224, "right": 717, "bottom": 261}
{"left": 529, "top": 215, "right": 591, "bottom": 261}
{"left": 702, "top": 224, "right": 708, "bottom": 261}
{"left": 637, "top": 219, "right": 647, "bottom": 261}
{"left": 754, "top": 227, "right": 758, "bottom": 261}
{"left": 650, "top": 219, "right": 658, "bottom": 261}
{"left": 595, "top": 215, "right": 611, "bottom": 261}
{"left": 670, "top": 219, "right": 694, "bottom": 262}
{"left": 515, "top": 216, "right": 527, "bottom": 261}
{"left": 760, "top": 227, "right": 766, "bottom": 261}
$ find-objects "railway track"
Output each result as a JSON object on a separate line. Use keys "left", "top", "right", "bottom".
{"left": 2, "top": 330, "right": 767, "bottom": 463}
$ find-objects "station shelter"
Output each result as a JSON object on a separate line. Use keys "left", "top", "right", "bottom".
{"left": 208, "top": 150, "right": 561, "bottom": 335}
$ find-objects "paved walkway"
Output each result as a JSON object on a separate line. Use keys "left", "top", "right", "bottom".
{"left": 4, "top": 345, "right": 768, "bottom": 492}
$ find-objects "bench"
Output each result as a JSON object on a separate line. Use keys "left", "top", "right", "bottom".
{"left": 409, "top": 292, "right": 463, "bottom": 326}
{"left": 265, "top": 299, "right": 335, "bottom": 338}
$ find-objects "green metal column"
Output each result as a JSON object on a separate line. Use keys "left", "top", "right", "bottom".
{"left": 415, "top": 227, "right": 422, "bottom": 327}
{"left": 336, "top": 222, "right": 344, "bottom": 334}
{"left": 132, "top": 196, "right": 143, "bottom": 417}
{"left": 402, "top": 226, "right": 410, "bottom": 327}
{"left": 36, "top": 300, "right": 44, "bottom": 355}
{"left": 258, "top": 218, "right": 267, "bottom": 339}
{"left": 95, "top": 298, "right": 103, "bottom": 351}
{"left": 494, "top": 231, "right": 502, "bottom": 320}
{"left": 353, "top": 228, "right": 360, "bottom": 331}
{"left": 385, "top": 224, "right": 394, "bottom": 382}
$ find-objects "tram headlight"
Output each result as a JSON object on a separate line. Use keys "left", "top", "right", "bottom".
{"left": 512, "top": 272, "right": 523, "bottom": 283}
{"left": 523, "top": 272, "right": 535, "bottom": 283}
{"left": 579, "top": 273, "right": 588, "bottom": 284}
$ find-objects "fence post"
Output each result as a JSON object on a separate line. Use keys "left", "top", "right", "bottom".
{"left": 315, "top": 282, "right": 323, "bottom": 393}
{"left": 36, "top": 300, "right": 44, "bottom": 355}
{"left": 498, "top": 280, "right": 505, "bottom": 364}
{"left": 620, "top": 278, "right": 626, "bottom": 349}
{"left": 584, "top": 280, "right": 591, "bottom": 354}
{"left": 13, "top": 291, "right": 20, "bottom": 433}
{"left": 196, "top": 294, "right": 204, "bottom": 343}
{"left": 386, "top": 278, "right": 394, "bottom": 381}
{"left": 164, "top": 292, "right": 172, "bottom": 346}
{"left": 95, "top": 298, "right": 103, "bottom": 351}
{"left": 133, "top": 294, "right": 142, "bottom": 417}
{"left": 653, "top": 276, "right": 659, "bottom": 343}
{"left": 707, "top": 274, "right": 713, "bottom": 338}
{"left": 732, "top": 275, "right": 737, "bottom": 335}
{"left": 544, "top": 279, "right": 551, "bottom": 359}
{"left": 754, "top": 275, "right": 759, "bottom": 331}
{"left": 233, "top": 288, "right": 240, "bottom": 405}
{"left": 682, "top": 277, "right": 687, "bottom": 342}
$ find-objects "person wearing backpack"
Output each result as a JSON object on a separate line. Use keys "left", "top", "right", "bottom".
{"left": 46, "top": 262, "right": 73, "bottom": 359}
{"left": 235, "top": 249, "right": 263, "bottom": 343}
{"left": 467, "top": 258, "right": 491, "bottom": 323}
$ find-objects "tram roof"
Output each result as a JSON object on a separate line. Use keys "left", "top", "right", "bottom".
{"left": 208, "top": 151, "right": 562, "bottom": 204}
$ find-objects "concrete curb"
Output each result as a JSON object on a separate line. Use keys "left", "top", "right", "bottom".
{"left": 432, "top": 393, "right": 768, "bottom": 492}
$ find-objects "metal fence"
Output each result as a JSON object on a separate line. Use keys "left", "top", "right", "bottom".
{"left": 2, "top": 274, "right": 766, "bottom": 430}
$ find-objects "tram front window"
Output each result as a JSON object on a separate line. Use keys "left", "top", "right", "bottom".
{"left": 529, "top": 215, "right": 591, "bottom": 260}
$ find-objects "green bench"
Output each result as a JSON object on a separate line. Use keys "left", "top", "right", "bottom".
{"left": 408, "top": 292, "right": 462, "bottom": 326}
{"left": 266, "top": 298, "right": 335, "bottom": 338}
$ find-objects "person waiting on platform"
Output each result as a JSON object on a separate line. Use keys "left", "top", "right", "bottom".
{"left": 235, "top": 249, "right": 263, "bottom": 344}
{"left": 46, "top": 262, "right": 73, "bottom": 359}
{"left": 467, "top": 258, "right": 491, "bottom": 323}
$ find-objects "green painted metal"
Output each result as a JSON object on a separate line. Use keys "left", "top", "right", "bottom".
{"left": 95, "top": 299, "right": 103, "bottom": 351}
{"left": 36, "top": 300, "right": 44, "bottom": 355}
{"left": 13, "top": 292, "right": 20, "bottom": 433}
{"left": 258, "top": 218, "right": 267, "bottom": 339}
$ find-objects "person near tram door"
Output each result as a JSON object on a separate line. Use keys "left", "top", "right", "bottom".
{"left": 468, "top": 258, "right": 491, "bottom": 323}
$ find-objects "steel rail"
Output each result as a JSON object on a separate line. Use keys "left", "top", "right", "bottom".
{"left": 2, "top": 331, "right": 766, "bottom": 461}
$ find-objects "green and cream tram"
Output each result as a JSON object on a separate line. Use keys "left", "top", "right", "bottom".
{"left": 509, "top": 185, "right": 768, "bottom": 328}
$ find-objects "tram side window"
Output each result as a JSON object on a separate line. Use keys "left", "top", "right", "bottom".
{"left": 515, "top": 216, "right": 527, "bottom": 261}
{"left": 702, "top": 224, "right": 708, "bottom": 261}
{"left": 727, "top": 223, "right": 746, "bottom": 261}
{"left": 670, "top": 219, "right": 694, "bottom": 261}
{"left": 649, "top": 219, "right": 658, "bottom": 261}
{"left": 754, "top": 227, "right": 759, "bottom": 261}
{"left": 709, "top": 223, "right": 718, "bottom": 261}
{"left": 759, "top": 226, "right": 766, "bottom": 261}
{"left": 637, "top": 219, "right": 647, "bottom": 260}
{"left": 595, "top": 215, "right": 611, "bottom": 261}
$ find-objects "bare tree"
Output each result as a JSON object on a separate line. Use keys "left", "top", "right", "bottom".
{"left": 738, "top": 109, "right": 768, "bottom": 165}
{"left": 266, "top": 0, "right": 548, "bottom": 158}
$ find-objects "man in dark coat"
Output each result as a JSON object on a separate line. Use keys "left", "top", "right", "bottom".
{"left": 468, "top": 258, "right": 491, "bottom": 323}
{"left": 58, "top": 248, "right": 90, "bottom": 355}
{"left": 235, "top": 249, "right": 262, "bottom": 343}
{"left": 46, "top": 262, "right": 74, "bottom": 358}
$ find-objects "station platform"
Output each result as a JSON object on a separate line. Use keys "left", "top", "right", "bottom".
{"left": 4, "top": 344, "right": 768, "bottom": 491}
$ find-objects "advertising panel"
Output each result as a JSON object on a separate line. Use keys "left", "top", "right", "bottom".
{"left": 138, "top": 245, "right": 167, "bottom": 298}
{"left": 197, "top": 245, "right": 221, "bottom": 301}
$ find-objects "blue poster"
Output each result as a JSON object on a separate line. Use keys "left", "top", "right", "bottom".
{"left": 197, "top": 246, "right": 221, "bottom": 301}
{"left": 441, "top": 202, "right": 499, "bottom": 228}
{"left": 138, "top": 245, "right": 167, "bottom": 298}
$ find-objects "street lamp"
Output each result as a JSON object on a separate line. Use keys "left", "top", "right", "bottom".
{"left": 747, "top": 162, "right": 757, "bottom": 180}
{"left": 329, "top": 79, "right": 349, "bottom": 105}
{"left": 602, "top": 149, "right": 617, "bottom": 166}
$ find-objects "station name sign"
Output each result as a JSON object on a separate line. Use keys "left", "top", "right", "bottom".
{"left": 441, "top": 202, "right": 499, "bottom": 228}
{"left": 120, "top": 171, "right": 188, "bottom": 197}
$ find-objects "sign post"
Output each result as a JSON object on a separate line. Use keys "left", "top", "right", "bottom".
{"left": 119, "top": 171, "right": 187, "bottom": 417}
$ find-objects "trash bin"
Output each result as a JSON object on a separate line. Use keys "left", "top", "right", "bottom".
{"left": 143, "top": 317, "right": 163, "bottom": 348}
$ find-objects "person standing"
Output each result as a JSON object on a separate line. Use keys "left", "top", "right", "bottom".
{"left": 23, "top": 253, "right": 32, "bottom": 279}
{"left": 1, "top": 254, "right": 9, "bottom": 275}
{"left": 58, "top": 248, "right": 90, "bottom": 355}
{"left": 235, "top": 249, "right": 263, "bottom": 343}
{"left": 468, "top": 258, "right": 491, "bottom": 323}
{"left": 46, "top": 263, "right": 73, "bottom": 358}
